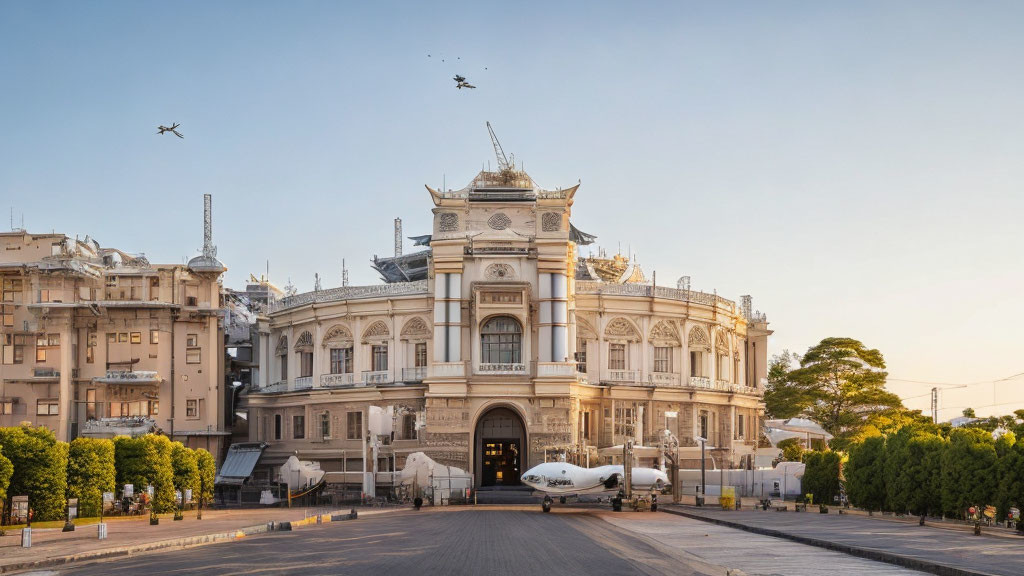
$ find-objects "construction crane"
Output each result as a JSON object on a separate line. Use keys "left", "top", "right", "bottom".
{"left": 486, "top": 121, "right": 511, "bottom": 172}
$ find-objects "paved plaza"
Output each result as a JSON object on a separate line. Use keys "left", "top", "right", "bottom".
{"left": 48, "top": 507, "right": 932, "bottom": 576}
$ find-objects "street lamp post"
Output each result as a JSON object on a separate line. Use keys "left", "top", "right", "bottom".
{"left": 696, "top": 436, "right": 707, "bottom": 506}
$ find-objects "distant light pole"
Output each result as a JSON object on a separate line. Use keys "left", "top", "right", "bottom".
{"left": 696, "top": 436, "right": 707, "bottom": 505}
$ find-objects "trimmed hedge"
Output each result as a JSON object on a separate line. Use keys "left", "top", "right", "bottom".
{"left": 67, "top": 438, "right": 116, "bottom": 517}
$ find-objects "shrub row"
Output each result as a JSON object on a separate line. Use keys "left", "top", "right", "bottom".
{"left": 0, "top": 426, "right": 215, "bottom": 522}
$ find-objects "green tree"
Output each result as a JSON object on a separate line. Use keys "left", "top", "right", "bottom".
{"left": 170, "top": 442, "right": 200, "bottom": 501}
{"left": 784, "top": 338, "right": 903, "bottom": 450}
{"left": 845, "top": 435, "right": 887, "bottom": 511}
{"left": 962, "top": 408, "right": 976, "bottom": 418}
{"left": 993, "top": 431, "right": 1017, "bottom": 521}
{"left": 778, "top": 438, "right": 805, "bottom": 462}
{"left": 0, "top": 426, "right": 68, "bottom": 521}
{"left": 196, "top": 449, "right": 215, "bottom": 507}
{"left": 0, "top": 444, "right": 13, "bottom": 509}
{"left": 113, "top": 434, "right": 176, "bottom": 513}
{"left": 67, "top": 438, "right": 116, "bottom": 518}
{"left": 801, "top": 451, "right": 841, "bottom": 505}
{"left": 940, "top": 428, "right": 997, "bottom": 518}
{"left": 763, "top": 350, "right": 804, "bottom": 419}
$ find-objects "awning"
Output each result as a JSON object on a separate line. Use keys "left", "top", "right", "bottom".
{"left": 215, "top": 442, "right": 268, "bottom": 486}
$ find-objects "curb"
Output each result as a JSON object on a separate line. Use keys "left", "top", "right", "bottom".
{"left": 661, "top": 507, "right": 995, "bottom": 576}
{"left": 0, "top": 507, "right": 395, "bottom": 575}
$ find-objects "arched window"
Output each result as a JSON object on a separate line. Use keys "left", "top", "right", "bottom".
{"left": 480, "top": 316, "right": 522, "bottom": 364}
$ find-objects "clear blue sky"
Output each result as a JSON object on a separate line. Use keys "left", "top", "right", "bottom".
{"left": 2, "top": 1, "right": 1022, "bottom": 418}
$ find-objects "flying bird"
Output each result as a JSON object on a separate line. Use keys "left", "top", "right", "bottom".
{"left": 453, "top": 75, "right": 475, "bottom": 89}
{"left": 157, "top": 123, "right": 183, "bottom": 138}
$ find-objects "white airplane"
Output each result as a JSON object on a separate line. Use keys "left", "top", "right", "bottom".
{"left": 521, "top": 462, "right": 669, "bottom": 512}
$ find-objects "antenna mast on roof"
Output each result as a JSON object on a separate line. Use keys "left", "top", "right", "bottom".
{"left": 486, "top": 121, "right": 511, "bottom": 171}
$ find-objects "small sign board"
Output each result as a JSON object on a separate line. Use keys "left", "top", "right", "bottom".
{"left": 175, "top": 490, "right": 183, "bottom": 504}
{"left": 12, "top": 495, "right": 29, "bottom": 524}
{"left": 67, "top": 497, "right": 79, "bottom": 520}
{"left": 102, "top": 492, "right": 116, "bottom": 512}
{"left": 184, "top": 489, "right": 193, "bottom": 504}
{"left": 123, "top": 484, "right": 134, "bottom": 498}
{"left": 146, "top": 485, "right": 154, "bottom": 498}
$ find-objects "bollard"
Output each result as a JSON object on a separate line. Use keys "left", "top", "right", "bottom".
{"left": 21, "top": 527, "right": 31, "bottom": 548}
{"left": 974, "top": 522, "right": 981, "bottom": 536}
{"left": 349, "top": 509, "right": 358, "bottom": 520}
{"left": 98, "top": 523, "right": 108, "bottom": 540}
{"left": 317, "top": 514, "right": 322, "bottom": 524}
{"left": 919, "top": 515, "right": 925, "bottom": 526}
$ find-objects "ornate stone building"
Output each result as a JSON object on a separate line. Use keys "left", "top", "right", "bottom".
{"left": 242, "top": 151, "right": 770, "bottom": 491}
{"left": 0, "top": 196, "right": 229, "bottom": 459}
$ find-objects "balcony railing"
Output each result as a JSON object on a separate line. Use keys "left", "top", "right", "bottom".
{"left": 294, "top": 376, "right": 313, "bottom": 390}
{"left": 363, "top": 370, "right": 392, "bottom": 385}
{"left": 96, "top": 370, "right": 160, "bottom": 384}
{"left": 606, "top": 370, "right": 639, "bottom": 384}
{"left": 650, "top": 372, "right": 680, "bottom": 387}
{"left": 402, "top": 367, "right": 428, "bottom": 382}
{"left": 536, "top": 362, "right": 576, "bottom": 378}
{"left": 430, "top": 362, "right": 466, "bottom": 378}
{"left": 477, "top": 363, "right": 528, "bottom": 375}
{"left": 320, "top": 373, "right": 355, "bottom": 387}
{"left": 689, "top": 376, "right": 712, "bottom": 389}
{"left": 32, "top": 368, "right": 60, "bottom": 379}
{"left": 260, "top": 380, "right": 288, "bottom": 393}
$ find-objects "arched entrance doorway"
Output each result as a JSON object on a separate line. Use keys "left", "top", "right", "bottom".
{"left": 474, "top": 406, "right": 526, "bottom": 487}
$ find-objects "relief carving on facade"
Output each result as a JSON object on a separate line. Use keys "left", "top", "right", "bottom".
{"left": 322, "top": 324, "right": 353, "bottom": 346}
{"left": 275, "top": 335, "right": 288, "bottom": 354}
{"left": 400, "top": 316, "right": 431, "bottom": 338}
{"left": 715, "top": 330, "right": 730, "bottom": 354}
{"left": 294, "top": 330, "right": 313, "bottom": 349}
{"left": 362, "top": 320, "right": 390, "bottom": 342}
{"left": 541, "top": 212, "right": 561, "bottom": 232}
{"left": 649, "top": 320, "right": 680, "bottom": 345}
{"left": 604, "top": 317, "right": 641, "bottom": 342}
{"left": 483, "top": 263, "right": 516, "bottom": 280}
{"left": 688, "top": 325, "right": 710, "bottom": 350}
{"left": 438, "top": 212, "right": 459, "bottom": 232}
{"left": 487, "top": 212, "right": 512, "bottom": 230}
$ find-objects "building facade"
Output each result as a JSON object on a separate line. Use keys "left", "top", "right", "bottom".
{"left": 242, "top": 159, "right": 770, "bottom": 490}
{"left": 0, "top": 196, "right": 229, "bottom": 458}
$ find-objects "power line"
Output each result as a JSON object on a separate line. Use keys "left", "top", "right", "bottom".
{"left": 888, "top": 371, "right": 1024, "bottom": 388}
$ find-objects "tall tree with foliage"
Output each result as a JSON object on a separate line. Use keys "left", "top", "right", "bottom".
{"left": 845, "top": 435, "right": 887, "bottom": 511}
{"left": 0, "top": 443, "right": 13, "bottom": 509}
{"left": 196, "top": 449, "right": 216, "bottom": 507}
{"left": 0, "top": 426, "right": 69, "bottom": 521}
{"left": 801, "top": 451, "right": 842, "bottom": 505}
{"left": 993, "top": 431, "right": 1018, "bottom": 521}
{"left": 763, "top": 350, "right": 804, "bottom": 419}
{"left": 171, "top": 442, "right": 200, "bottom": 500}
{"left": 67, "top": 438, "right": 116, "bottom": 518}
{"left": 114, "top": 434, "right": 177, "bottom": 513}
{"left": 784, "top": 338, "right": 903, "bottom": 449}
{"left": 940, "top": 428, "right": 997, "bottom": 518}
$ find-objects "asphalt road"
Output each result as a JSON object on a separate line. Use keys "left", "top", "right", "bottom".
{"left": 59, "top": 508, "right": 725, "bottom": 576}
{"left": 52, "top": 507, "right": 936, "bottom": 576}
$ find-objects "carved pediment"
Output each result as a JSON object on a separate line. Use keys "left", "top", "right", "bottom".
{"left": 363, "top": 320, "right": 390, "bottom": 341}
{"left": 649, "top": 320, "right": 680, "bottom": 345}
{"left": 294, "top": 330, "right": 314, "bottom": 350}
{"left": 400, "top": 317, "right": 431, "bottom": 338}
{"left": 688, "top": 326, "right": 710, "bottom": 350}
{"left": 604, "top": 317, "right": 640, "bottom": 342}
{"left": 715, "top": 331, "right": 731, "bottom": 354}
{"left": 322, "top": 324, "right": 353, "bottom": 346}
{"left": 275, "top": 335, "right": 288, "bottom": 354}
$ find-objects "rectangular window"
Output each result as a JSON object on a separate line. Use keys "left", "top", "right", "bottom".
{"left": 2, "top": 278, "right": 23, "bottom": 303}
{"left": 0, "top": 400, "right": 13, "bottom": 414}
{"left": 3, "top": 334, "right": 26, "bottom": 364}
{"left": 609, "top": 344, "right": 626, "bottom": 370}
{"left": 186, "top": 348, "right": 201, "bottom": 364}
{"left": 36, "top": 399, "right": 59, "bottom": 416}
{"left": 293, "top": 415, "right": 305, "bottom": 439}
{"left": 415, "top": 342, "right": 427, "bottom": 367}
{"left": 402, "top": 413, "right": 417, "bottom": 440}
{"left": 186, "top": 399, "right": 198, "bottom": 418}
{"left": 575, "top": 337, "right": 587, "bottom": 373}
{"left": 274, "top": 414, "right": 282, "bottom": 440}
{"left": 736, "top": 413, "right": 745, "bottom": 439}
{"left": 699, "top": 411, "right": 709, "bottom": 440}
{"left": 107, "top": 332, "right": 116, "bottom": 343}
{"left": 150, "top": 330, "right": 159, "bottom": 344}
{"left": 690, "top": 351, "right": 703, "bottom": 377}
{"left": 320, "top": 412, "right": 331, "bottom": 439}
{"left": 130, "top": 332, "right": 141, "bottom": 344}
{"left": 280, "top": 354, "right": 288, "bottom": 380}
{"left": 149, "top": 277, "right": 160, "bottom": 301}
{"left": 654, "top": 347, "right": 671, "bottom": 373}
{"left": 117, "top": 332, "right": 128, "bottom": 343}
{"left": 582, "top": 411, "right": 591, "bottom": 440}
{"left": 347, "top": 411, "right": 363, "bottom": 440}
{"left": 1, "top": 304, "right": 13, "bottom": 327}
{"left": 299, "top": 351, "right": 313, "bottom": 378}
{"left": 614, "top": 404, "right": 635, "bottom": 437}
{"left": 36, "top": 347, "right": 46, "bottom": 362}
{"left": 86, "top": 389, "right": 97, "bottom": 420}
{"left": 330, "top": 348, "right": 352, "bottom": 374}
{"left": 372, "top": 345, "right": 388, "bottom": 371}
{"left": 186, "top": 334, "right": 198, "bottom": 347}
